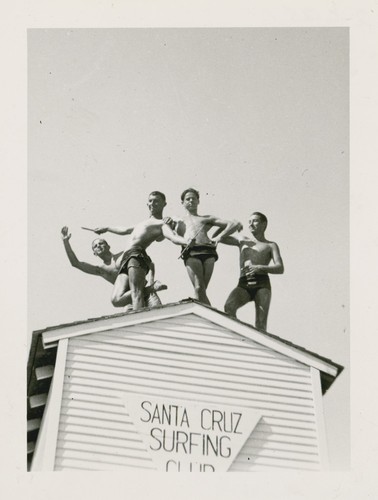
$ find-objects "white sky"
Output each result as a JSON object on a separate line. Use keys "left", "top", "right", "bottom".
{"left": 1, "top": 0, "right": 378, "bottom": 496}
{"left": 28, "top": 28, "right": 349, "bottom": 468}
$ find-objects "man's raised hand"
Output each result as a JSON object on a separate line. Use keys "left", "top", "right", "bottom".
{"left": 61, "top": 226, "right": 71, "bottom": 241}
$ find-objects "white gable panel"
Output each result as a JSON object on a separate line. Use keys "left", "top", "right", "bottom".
{"left": 65, "top": 355, "right": 313, "bottom": 398}
{"left": 54, "top": 314, "right": 323, "bottom": 471}
{"left": 66, "top": 343, "right": 312, "bottom": 387}
{"left": 67, "top": 338, "right": 310, "bottom": 378}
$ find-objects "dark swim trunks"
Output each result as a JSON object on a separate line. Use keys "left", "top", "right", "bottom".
{"left": 118, "top": 246, "right": 152, "bottom": 276}
{"left": 237, "top": 274, "right": 271, "bottom": 301}
{"left": 182, "top": 244, "right": 219, "bottom": 264}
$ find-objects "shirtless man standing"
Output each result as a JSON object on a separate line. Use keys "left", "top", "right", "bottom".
{"left": 221, "top": 212, "right": 284, "bottom": 331}
{"left": 61, "top": 226, "right": 166, "bottom": 309}
{"left": 93, "top": 191, "right": 189, "bottom": 311}
{"left": 173, "top": 188, "right": 242, "bottom": 306}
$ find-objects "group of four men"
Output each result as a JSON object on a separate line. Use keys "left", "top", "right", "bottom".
{"left": 62, "top": 188, "right": 284, "bottom": 331}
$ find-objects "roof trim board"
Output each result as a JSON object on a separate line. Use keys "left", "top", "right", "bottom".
{"left": 41, "top": 301, "right": 340, "bottom": 379}
{"left": 193, "top": 306, "right": 339, "bottom": 377}
{"left": 42, "top": 302, "right": 196, "bottom": 346}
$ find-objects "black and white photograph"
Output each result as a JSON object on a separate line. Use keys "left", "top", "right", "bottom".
{"left": 2, "top": 1, "right": 377, "bottom": 499}
{"left": 27, "top": 27, "right": 348, "bottom": 472}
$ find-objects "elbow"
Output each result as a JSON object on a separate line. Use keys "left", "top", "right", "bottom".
{"left": 70, "top": 259, "right": 82, "bottom": 269}
{"left": 271, "top": 264, "right": 284, "bottom": 274}
{"left": 232, "top": 219, "right": 243, "bottom": 231}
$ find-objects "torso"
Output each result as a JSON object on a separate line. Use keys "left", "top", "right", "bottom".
{"left": 128, "top": 218, "right": 165, "bottom": 249}
{"left": 97, "top": 220, "right": 164, "bottom": 283}
{"left": 176, "top": 215, "right": 213, "bottom": 245}
{"left": 99, "top": 251, "right": 125, "bottom": 284}
{"left": 238, "top": 237, "right": 273, "bottom": 268}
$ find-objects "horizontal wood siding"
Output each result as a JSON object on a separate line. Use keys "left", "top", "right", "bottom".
{"left": 55, "top": 314, "right": 320, "bottom": 471}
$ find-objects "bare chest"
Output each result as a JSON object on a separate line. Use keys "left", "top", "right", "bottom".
{"left": 131, "top": 220, "right": 164, "bottom": 243}
{"left": 99, "top": 261, "right": 120, "bottom": 283}
{"left": 180, "top": 216, "right": 210, "bottom": 239}
{"left": 240, "top": 241, "right": 272, "bottom": 264}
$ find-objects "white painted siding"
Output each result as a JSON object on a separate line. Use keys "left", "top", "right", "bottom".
{"left": 54, "top": 313, "right": 321, "bottom": 471}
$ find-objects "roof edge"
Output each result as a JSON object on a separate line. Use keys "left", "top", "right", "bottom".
{"left": 33, "top": 298, "right": 343, "bottom": 388}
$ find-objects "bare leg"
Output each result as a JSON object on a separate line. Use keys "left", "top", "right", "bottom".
{"left": 111, "top": 274, "right": 132, "bottom": 307}
{"left": 224, "top": 287, "right": 251, "bottom": 317}
{"left": 185, "top": 257, "right": 214, "bottom": 305}
{"left": 128, "top": 262, "right": 147, "bottom": 311}
{"left": 254, "top": 288, "right": 271, "bottom": 331}
{"left": 203, "top": 258, "right": 216, "bottom": 289}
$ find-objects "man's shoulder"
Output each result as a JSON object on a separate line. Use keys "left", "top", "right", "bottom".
{"left": 198, "top": 214, "right": 215, "bottom": 223}
{"left": 113, "top": 251, "right": 124, "bottom": 260}
{"left": 268, "top": 240, "right": 280, "bottom": 251}
{"left": 238, "top": 234, "right": 252, "bottom": 242}
{"left": 266, "top": 239, "right": 278, "bottom": 247}
{"left": 260, "top": 239, "right": 279, "bottom": 252}
{"left": 138, "top": 217, "right": 162, "bottom": 227}
{"left": 202, "top": 214, "right": 229, "bottom": 225}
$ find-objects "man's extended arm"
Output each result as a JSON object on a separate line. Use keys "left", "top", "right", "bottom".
{"left": 215, "top": 235, "right": 241, "bottom": 246}
{"left": 61, "top": 226, "right": 103, "bottom": 276}
{"left": 209, "top": 218, "right": 243, "bottom": 244}
{"left": 163, "top": 217, "right": 183, "bottom": 234}
{"left": 161, "top": 223, "right": 189, "bottom": 246}
{"left": 93, "top": 226, "right": 134, "bottom": 236}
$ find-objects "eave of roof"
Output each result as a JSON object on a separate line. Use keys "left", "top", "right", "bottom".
{"left": 31, "top": 298, "right": 343, "bottom": 390}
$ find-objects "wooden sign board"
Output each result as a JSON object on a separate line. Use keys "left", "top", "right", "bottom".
{"left": 121, "top": 394, "right": 262, "bottom": 472}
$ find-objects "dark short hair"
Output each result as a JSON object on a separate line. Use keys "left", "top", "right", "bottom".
{"left": 92, "top": 238, "right": 109, "bottom": 250}
{"left": 181, "top": 188, "right": 200, "bottom": 202}
{"left": 251, "top": 212, "right": 268, "bottom": 226}
{"left": 149, "top": 191, "right": 166, "bottom": 203}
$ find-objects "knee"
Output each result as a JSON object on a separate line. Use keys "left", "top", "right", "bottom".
{"left": 224, "top": 299, "right": 236, "bottom": 316}
{"left": 111, "top": 287, "right": 125, "bottom": 306}
{"left": 111, "top": 295, "right": 122, "bottom": 307}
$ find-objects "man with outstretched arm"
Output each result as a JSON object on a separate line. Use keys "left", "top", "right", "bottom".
{"left": 61, "top": 226, "right": 166, "bottom": 309}
{"left": 93, "top": 191, "right": 189, "bottom": 311}
{"left": 172, "top": 188, "right": 242, "bottom": 306}
{"left": 218, "top": 212, "right": 284, "bottom": 331}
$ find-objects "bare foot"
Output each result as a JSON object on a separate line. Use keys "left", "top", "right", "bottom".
{"left": 152, "top": 280, "right": 168, "bottom": 292}
{"left": 145, "top": 281, "right": 168, "bottom": 295}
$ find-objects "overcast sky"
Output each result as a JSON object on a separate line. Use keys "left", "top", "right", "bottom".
{"left": 28, "top": 28, "right": 349, "bottom": 469}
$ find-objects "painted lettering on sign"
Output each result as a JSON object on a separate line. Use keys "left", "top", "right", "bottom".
{"left": 140, "top": 401, "right": 190, "bottom": 427}
{"left": 121, "top": 395, "right": 262, "bottom": 472}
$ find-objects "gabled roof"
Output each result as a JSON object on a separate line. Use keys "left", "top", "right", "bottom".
{"left": 36, "top": 298, "right": 344, "bottom": 392}
{"left": 27, "top": 298, "right": 343, "bottom": 469}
